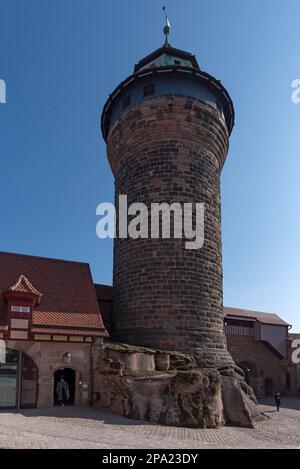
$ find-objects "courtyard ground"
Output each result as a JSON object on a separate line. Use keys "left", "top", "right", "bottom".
{"left": 0, "top": 398, "right": 299, "bottom": 449}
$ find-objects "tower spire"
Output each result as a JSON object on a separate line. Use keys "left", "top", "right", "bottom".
{"left": 162, "top": 6, "right": 171, "bottom": 46}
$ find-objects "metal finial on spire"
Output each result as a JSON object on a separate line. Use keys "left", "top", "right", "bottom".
{"left": 162, "top": 6, "right": 171, "bottom": 45}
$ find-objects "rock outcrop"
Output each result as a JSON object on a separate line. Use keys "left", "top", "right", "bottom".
{"left": 92, "top": 341, "right": 266, "bottom": 428}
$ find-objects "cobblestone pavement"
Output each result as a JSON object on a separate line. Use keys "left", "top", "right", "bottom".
{"left": 0, "top": 398, "right": 299, "bottom": 449}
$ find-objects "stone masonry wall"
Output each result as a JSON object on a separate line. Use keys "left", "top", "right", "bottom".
{"left": 5, "top": 340, "right": 92, "bottom": 407}
{"left": 284, "top": 334, "right": 300, "bottom": 395}
{"left": 226, "top": 335, "right": 286, "bottom": 397}
{"left": 106, "top": 95, "right": 234, "bottom": 369}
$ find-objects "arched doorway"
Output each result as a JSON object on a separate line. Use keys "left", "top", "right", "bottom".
{"left": 265, "top": 378, "right": 273, "bottom": 397}
{"left": 238, "top": 363, "right": 251, "bottom": 385}
{"left": 237, "top": 361, "right": 257, "bottom": 385}
{"left": 54, "top": 368, "right": 75, "bottom": 406}
{"left": 0, "top": 349, "right": 38, "bottom": 409}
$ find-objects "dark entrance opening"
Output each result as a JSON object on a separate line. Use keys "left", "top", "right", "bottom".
{"left": 265, "top": 378, "right": 273, "bottom": 397}
{"left": 238, "top": 363, "right": 251, "bottom": 385}
{"left": 54, "top": 368, "right": 75, "bottom": 405}
{"left": 237, "top": 361, "right": 257, "bottom": 385}
{"left": 285, "top": 372, "right": 291, "bottom": 390}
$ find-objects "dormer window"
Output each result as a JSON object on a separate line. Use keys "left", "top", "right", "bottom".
{"left": 216, "top": 99, "right": 223, "bottom": 115}
{"left": 122, "top": 94, "right": 131, "bottom": 111}
{"left": 11, "top": 306, "right": 31, "bottom": 313}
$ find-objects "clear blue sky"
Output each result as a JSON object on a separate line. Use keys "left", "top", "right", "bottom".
{"left": 1, "top": 0, "right": 300, "bottom": 331}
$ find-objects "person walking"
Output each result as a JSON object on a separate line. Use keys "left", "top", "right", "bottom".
{"left": 56, "top": 376, "right": 70, "bottom": 407}
{"left": 274, "top": 392, "right": 281, "bottom": 412}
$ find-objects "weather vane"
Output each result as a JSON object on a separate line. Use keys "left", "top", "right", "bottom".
{"left": 162, "top": 6, "right": 171, "bottom": 45}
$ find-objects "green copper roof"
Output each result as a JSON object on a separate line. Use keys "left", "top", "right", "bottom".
{"left": 134, "top": 44, "right": 200, "bottom": 73}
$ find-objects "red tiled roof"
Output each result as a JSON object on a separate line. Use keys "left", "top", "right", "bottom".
{"left": 32, "top": 327, "right": 100, "bottom": 336}
{"left": 32, "top": 311, "right": 104, "bottom": 330}
{"left": 224, "top": 306, "right": 290, "bottom": 326}
{"left": 94, "top": 284, "right": 113, "bottom": 334}
{"left": 0, "top": 251, "right": 108, "bottom": 336}
{"left": 94, "top": 284, "right": 113, "bottom": 301}
{"left": 289, "top": 332, "right": 300, "bottom": 339}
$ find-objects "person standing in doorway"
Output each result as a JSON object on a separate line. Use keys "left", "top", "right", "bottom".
{"left": 274, "top": 392, "right": 281, "bottom": 412}
{"left": 56, "top": 376, "right": 70, "bottom": 407}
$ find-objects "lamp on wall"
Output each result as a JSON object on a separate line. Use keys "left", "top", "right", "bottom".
{"left": 63, "top": 352, "right": 72, "bottom": 365}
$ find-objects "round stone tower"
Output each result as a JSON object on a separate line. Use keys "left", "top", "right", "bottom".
{"left": 101, "top": 42, "right": 235, "bottom": 369}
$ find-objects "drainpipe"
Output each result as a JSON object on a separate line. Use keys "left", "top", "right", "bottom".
{"left": 16, "top": 352, "right": 22, "bottom": 410}
{"left": 90, "top": 339, "right": 94, "bottom": 407}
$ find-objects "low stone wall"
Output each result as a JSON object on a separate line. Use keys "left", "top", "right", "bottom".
{"left": 98, "top": 342, "right": 156, "bottom": 374}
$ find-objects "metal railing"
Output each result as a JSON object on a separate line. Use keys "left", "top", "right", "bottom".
{"left": 224, "top": 324, "right": 254, "bottom": 337}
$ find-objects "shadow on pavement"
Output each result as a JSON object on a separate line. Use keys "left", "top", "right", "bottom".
{"left": 0, "top": 406, "right": 154, "bottom": 427}
{"left": 1, "top": 396, "right": 299, "bottom": 428}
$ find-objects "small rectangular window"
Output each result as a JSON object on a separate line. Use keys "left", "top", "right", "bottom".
{"left": 216, "top": 99, "right": 223, "bottom": 116}
{"left": 122, "top": 95, "right": 131, "bottom": 111}
{"left": 174, "top": 60, "right": 181, "bottom": 65}
{"left": 143, "top": 83, "right": 155, "bottom": 97}
{"left": 11, "top": 305, "right": 30, "bottom": 313}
